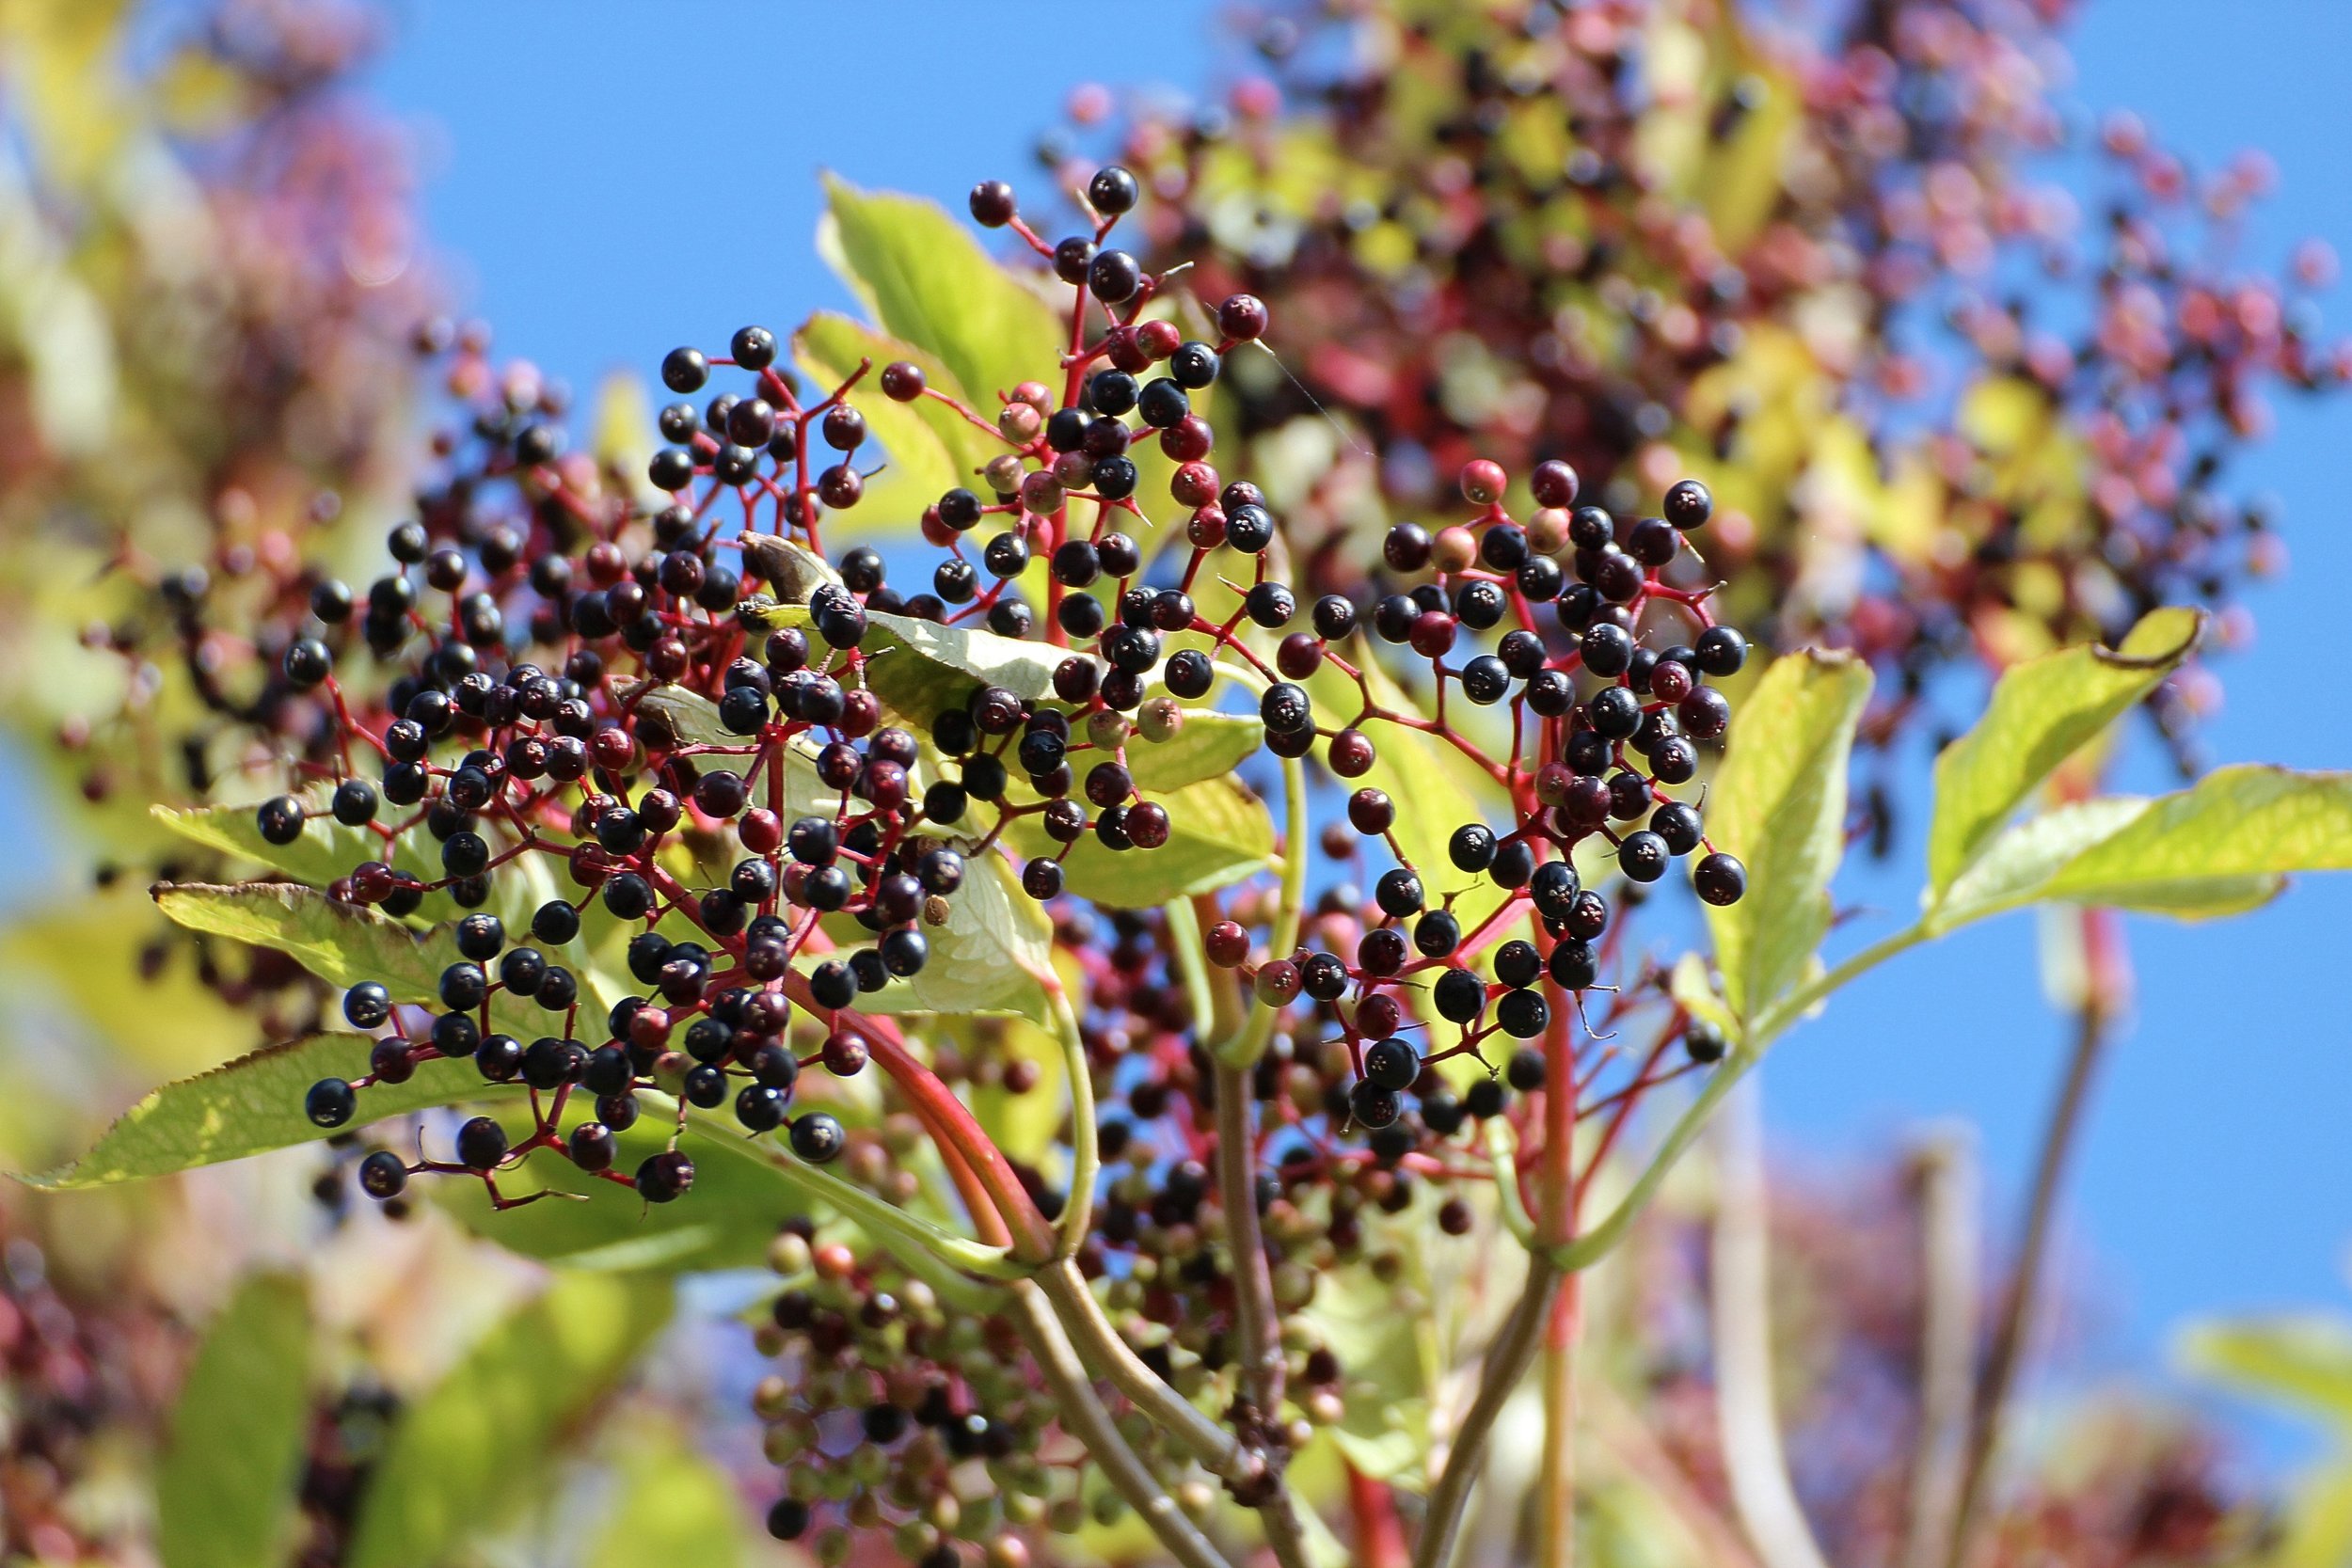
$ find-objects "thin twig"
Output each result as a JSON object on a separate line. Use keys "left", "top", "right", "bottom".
{"left": 1711, "top": 1076, "right": 1832, "bottom": 1568}
{"left": 1009, "top": 1281, "right": 1234, "bottom": 1568}
{"left": 1411, "top": 1254, "right": 1563, "bottom": 1568}
{"left": 1942, "top": 992, "right": 2110, "bottom": 1568}
{"left": 1900, "top": 1126, "right": 1979, "bottom": 1568}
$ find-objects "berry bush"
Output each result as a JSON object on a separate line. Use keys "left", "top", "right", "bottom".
{"left": 10, "top": 6, "right": 2352, "bottom": 1568}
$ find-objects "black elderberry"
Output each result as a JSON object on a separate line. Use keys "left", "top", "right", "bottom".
{"left": 1449, "top": 822, "right": 1497, "bottom": 872}
{"left": 637, "top": 1150, "right": 695, "bottom": 1202}
{"left": 476, "top": 1034, "right": 525, "bottom": 1081}
{"left": 1664, "top": 478, "right": 1713, "bottom": 530}
{"left": 1685, "top": 1021, "right": 1729, "bottom": 1064}
{"left": 1432, "top": 967, "right": 1486, "bottom": 1023}
{"left": 1694, "top": 625, "right": 1747, "bottom": 676}
{"left": 1693, "top": 852, "right": 1747, "bottom": 906}
{"left": 358, "top": 1150, "right": 407, "bottom": 1199}
{"left": 1348, "top": 1081, "right": 1402, "bottom": 1130}
{"left": 1363, "top": 1037, "right": 1419, "bottom": 1091}
{"left": 305, "top": 1078, "right": 356, "bottom": 1128}
{"left": 789, "top": 1112, "right": 846, "bottom": 1164}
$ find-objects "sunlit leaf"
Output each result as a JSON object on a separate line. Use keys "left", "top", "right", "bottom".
{"left": 2036, "top": 766, "right": 2352, "bottom": 909}
{"left": 153, "top": 881, "right": 548, "bottom": 1037}
{"left": 752, "top": 602, "right": 1063, "bottom": 726}
{"left": 21, "top": 1032, "right": 504, "bottom": 1189}
{"left": 1004, "top": 776, "right": 1274, "bottom": 909}
{"left": 156, "top": 1271, "right": 311, "bottom": 1568}
{"left": 1704, "top": 650, "right": 1872, "bottom": 1028}
{"left": 818, "top": 175, "right": 1062, "bottom": 417}
{"left": 348, "top": 1272, "right": 673, "bottom": 1568}
{"left": 1125, "top": 707, "right": 1264, "bottom": 794}
{"left": 795, "top": 310, "right": 996, "bottom": 531}
{"left": 1927, "top": 608, "right": 2203, "bottom": 898}
{"left": 815, "top": 848, "right": 1053, "bottom": 1022}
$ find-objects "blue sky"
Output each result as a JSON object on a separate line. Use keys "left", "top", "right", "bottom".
{"left": 56, "top": 0, "right": 2352, "bottom": 1459}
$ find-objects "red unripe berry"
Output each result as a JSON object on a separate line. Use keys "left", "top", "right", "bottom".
{"left": 921, "top": 506, "right": 955, "bottom": 546}
{"left": 591, "top": 726, "right": 635, "bottom": 772}
{"left": 813, "top": 1241, "right": 857, "bottom": 1279}
{"left": 1206, "top": 921, "right": 1251, "bottom": 966}
{"left": 629, "top": 1006, "right": 672, "bottom": 1050}
{"left": 1185, "top": 507, "right": 1227, "bottom": 548}
{"left": 1460, "top": 459, "right": 1507, "bottom": 507}
{"left": 1159, "top": 415, "right": 1214, "bottom": 462}
{"left": 1254, "top": 959, "right": 1301, "bottom": 1006}
{"left": 1137, "top": 319, "right": 1183, "bottom": 359}
{"left": 1409, "top": 610, "right": 1457, "bottom": 657}
{"left": 1104, "top": 325, "right": 1151, "bottom": 373}
{"left": 1531, "top": 460, "right": 1581, "bottom": 509}
{"left": 585, "top": 540, "right": 627, "bottom": 587}
{"left": 1276, "top": 632, "right": 1324, "bottom": 679}
{"left": 1348, "top": 788, "right": 1395, "bottom": 834}
{"left": 739, "top": 809, "right": 783, "bottom": 855}
{"left": 1327, "top": 728, "right": 1376, "bottom": 778}
{"left": 880, "top": 361, "right": 926, "bottom": 402}
{"left": 1357, "top": 992, "right": 1403, "bottom": 1038}
{"left": 1170, "top": 461, "right": 1220, "bottom": 508}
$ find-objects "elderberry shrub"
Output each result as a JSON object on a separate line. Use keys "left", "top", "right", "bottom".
{"left": 165, "top": 158, "right": 1751, "bottom": 1564}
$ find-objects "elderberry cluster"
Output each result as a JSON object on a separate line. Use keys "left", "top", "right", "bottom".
{"left": 259, "top": 164, "right": 1306, "bottom": 1212}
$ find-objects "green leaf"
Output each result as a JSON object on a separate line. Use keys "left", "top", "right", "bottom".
{"left": 754, "top": 602, "right": 1063, "bottom": 727}
{"left": 1124, "top": 707, "right": 1264, "bottom": 794}
{"left": 818, "top": 174, "right": 1063, "bottom": 417}
{"left": 1005, "top": 776, "right": 1275, "bottom": 909}
{"left": 156, "top": 1272, "right": 311, "bottom": 1568}
{"left": 2181, "top": 1316, "right": 2352, "bottom": 1427}
{"left": 21, "top": 1032, "right": 503, "bottom": 1189}
{"left": 153, "top": 881, "right": 547, "bottom": 1037}
{"left": 795, "top": 311, "right": 996, "bottom": 531}
{"left": 797, "top": 849, "right": 1052, "bottom": 1022}
{"left": 2037, "top": 766, "right": 2352, "bottom": 910}
{"left": 348, "top": 1272, "right": 673, "bottom": 1568}
{"left": 955, "top": 1016, "right": 1069, "bottom": 1169}
{"left": 1304, "top": 641, "right": 1502, "bottom": 883}
{"left": 1935, "top": 796, "right": 2280, "bottom": 929}
{"left": 436, "top": 1116, "right": 805, "bottom": 1274}
{"left": 1704, "top": 650, "right": 1873, "bottom": 1028}
{"left": 1927, "top": 608, "right": 2202, "bottom": 898}
{"left": 589, "top": 1418, "right": 747, "bottom": 1568}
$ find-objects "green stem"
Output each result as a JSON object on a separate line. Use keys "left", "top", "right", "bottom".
{"left": 1484, "top": 1120, "right": 1537, "bottom": 1248}
{"left": 1009, "top": 1280, "right": 1235, "bottom": 1568}
{"left": 1030, "top": 963, "right": 1099, "bottom": 1259}
{"left": 1556, "top": 917, "right": 1934, "bottom": 1275}
{"left": 1036, "top": 1259, "right": 1250, "bottom": 1480}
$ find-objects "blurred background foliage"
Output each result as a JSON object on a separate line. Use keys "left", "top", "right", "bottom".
{"left": 1, "top": 2, "right": 2350, "bottom": 1567}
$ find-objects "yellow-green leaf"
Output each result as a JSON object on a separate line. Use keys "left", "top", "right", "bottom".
{"left": 1934, "top": 796, "right": 2280, "bottom": 929}
{"left": 1006, "top": 776, "right": 1274, "bottom": 909}
{"left": 818, "top": 175, "right": 1062, "bottom": 416}
{"left": 20, "top": 1032, "right": 508, "bottom": 1189}
{"left": 1304, "top": 641, "right": 1502, "bottom": 885}
{"left": 153, "top": 881, "right": 548, "bottom": 1037}
{"left": 156, "top": 1272, "right": 311, "bottom": 1568}
{"left": 1124, "top": 707, "right": 1263, "bottom": 794}
{"left": 348, "top": 1273, "right": 673, "bottom": 1568}
{"left": 2181, "top": 1316, "right": 2352, "bottom": 1428}
{"left": 1927, "top": 608, "right": 2202, "bottom": 898}
{"left": 754, "top": 602, "right": 1062, "bottom": 725}
{"left": 795, "top": 310, "right": 996, "bottom": 531}
{"left": 2036, "top": 766, "right": 2352, "bottom": 910}
{"left": 1704, "top": 650, "right": 1872, "bottom": 1027}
